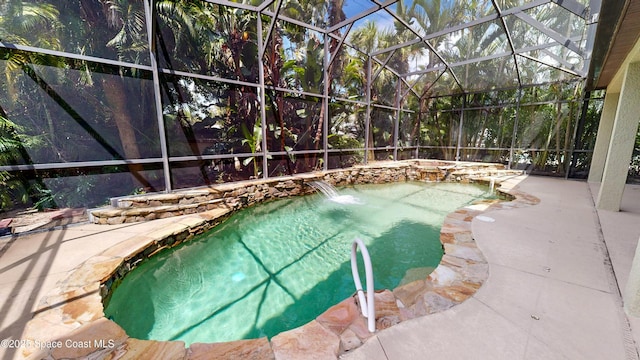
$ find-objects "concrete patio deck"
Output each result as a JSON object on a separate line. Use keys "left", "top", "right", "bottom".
{"left": 1, "top": 175, "right": 640, "bottom": 359}
{"left": 343, "top": 176, "right": 640, "bottom": 360}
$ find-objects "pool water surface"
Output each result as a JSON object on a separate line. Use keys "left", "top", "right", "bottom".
{"left": 105, "top": 181, "right": 495, "bottom": 345}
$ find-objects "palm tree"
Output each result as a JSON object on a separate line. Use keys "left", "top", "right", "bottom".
{"left": 79, "top": 0, "right": 152, "bottom": 188}
{"left": 382, "top": 0, "right": 459, "bottom": 159}
{"left": 155, "top": 1, "right": 261, "bottom": 181}
{"left": 260, "top": 0, "right": 341, "bottom": 174}
{"left": 348, "top": 21, "right": 379, "bottom": 160}
{"left": 102, "top": 0, "right": 149, "bottom": 64}
{"left": 156, "top": 0, "right": 258, "bottom": 79}
{"left": 313, "top": 0, "right": 346, "bottom": 146}
{"left": 0, "top": 0, "right": 62, "bottom": 100}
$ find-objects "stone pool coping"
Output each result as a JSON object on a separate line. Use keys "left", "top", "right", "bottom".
{"left": 18, "top": 161, "right": 538, "bottom": 359}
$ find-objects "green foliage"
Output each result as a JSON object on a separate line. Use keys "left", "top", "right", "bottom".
{"left": 0, "top": 171, "right": 29, "bottom": 211}
{"left": 241, "top": 123, "right": 263, "bottom": 177}
{"left": 32, "top": 176, "right": 96, "bottom": 210}
{"left": 631, "top": 128, "right": 640, "bottom": 180}
{"left": 33, "top": 188, "right": 55, "bottom": 211}
{"left": 155, "top": 1, "right": 258, "bottom": 80}
{"left": 0, "top": 115, "right": 33, "bottom": 210}
{"left": 328, "top": 133, "right": 361, "bottom": 150}
{"left": 0, "top": 0, "right": 607, "bottom": 215}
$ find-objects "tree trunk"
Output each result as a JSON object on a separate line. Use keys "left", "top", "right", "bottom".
{"left": 554, "top": 101, "right": 562, "bottom": 172}
{"left": 101, "top": 76, "right": 151, "bottom": 188}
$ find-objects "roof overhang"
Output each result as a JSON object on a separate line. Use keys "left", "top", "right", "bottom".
{"left": 587, "top": 0, "right": 640, "bottom": 90}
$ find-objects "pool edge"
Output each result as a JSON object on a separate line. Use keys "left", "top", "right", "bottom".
{"left": 18, "top": 162, "right": 537, "bottom": 360}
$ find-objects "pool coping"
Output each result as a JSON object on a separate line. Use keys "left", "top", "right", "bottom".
{"left": 18, "top": 161, "right": 538, "bottom": 359}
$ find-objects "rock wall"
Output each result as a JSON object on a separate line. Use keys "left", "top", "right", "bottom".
{"left": 90, "top": 160, "right": 519, "bottom": 225}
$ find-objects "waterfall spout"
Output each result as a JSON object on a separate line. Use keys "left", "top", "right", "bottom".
{"left": 309, "top": 180, "right": 340, "bottom": 199}
{"left": 308, "top": 181, "right": 363, "bottom": 205}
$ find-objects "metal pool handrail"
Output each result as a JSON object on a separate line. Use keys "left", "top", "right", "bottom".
{"left": 351, "top": 237, "right": 376, "bottom": 333}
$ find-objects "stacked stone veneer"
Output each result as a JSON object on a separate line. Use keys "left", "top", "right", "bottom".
{"left": 20, "top": 160, "right": 536, "bottom": 360}
{"left": 90, "top": 160, "right": 522, "bottom": 225}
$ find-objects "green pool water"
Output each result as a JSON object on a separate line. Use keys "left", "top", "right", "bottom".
{"left": 105, "top": 181, "right": 494, "bottom": 345}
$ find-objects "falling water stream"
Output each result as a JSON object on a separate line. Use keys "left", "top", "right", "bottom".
{"left": 308, "top": 180, "right": 364, "bottom": 204}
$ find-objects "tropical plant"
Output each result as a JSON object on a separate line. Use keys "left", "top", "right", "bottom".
{"left": 0, "top": 1, "right": 65, "bottom": 209}
{"left": 241, "top": 122, "right": 264, "bottom": 178}
{"left": 100, "top": 0, "right": 148, "bottom": 64}
{"left": 79, "top": 0, "right": 148, "bottom": 164}
{"left": 0, "top": 114, "right": 32, "bottom": 209}
{"left": 156, "top": 0, "right": 259, "bottom": 182}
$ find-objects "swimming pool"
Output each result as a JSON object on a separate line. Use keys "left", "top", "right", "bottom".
{"left": 104, "top": 181, "right": 495, "bottom": 345}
